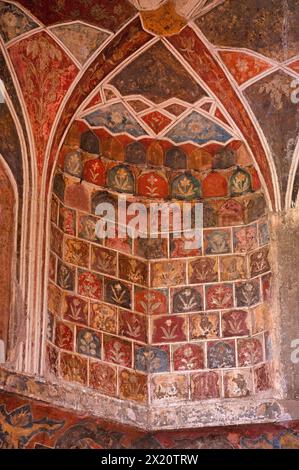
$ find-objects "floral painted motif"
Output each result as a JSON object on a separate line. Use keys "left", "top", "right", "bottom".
{"left": 107, "top": 164, "right": 134, "bottom": 193}
{"left": 55, "top": 322, "right": 73, "bottom": 352}
{"left": 168, "top": 25, "right": 276, "bottom": 206}
{"left": 208, "top": 341, "right": 236, "bottom": 369}
{"left": 173, "top": 344, "right": 204, "bottom": 371}
{"left": 222, "top": 310, "right": 250, "bottom": 338}
{"left": 166, "top": 111, "right": 233, "bottom": 145}
{"left": 189, "top": 257, "right": 218, "bottom": 284}
{"left": 119, "top": 311, "right": 147, "bottom": 343}
{"left": 171, "top": 173, "right": 200, "bottom": 200}
{"left": 152, "top": 316, "right": 187, "bottom": 344}
{"left": 51, "top": 23, "right": 110, "bottom": 65}
{"left": 77, "top": 329, "right": 101, "bottom": 359}
{"left": 78, "top": 215, "right": 98, "bottom": 242}
{"left": 63, "top": 295, "right": 88, "bottom": 325}
{"left": 249, "top": 248, "right": 270, "bottom": 277}
{"left": 119, "top": 255, "right": 148, "bottom": 286}
{"left": 219, "top": 51, "right": 272, "bottom": 86}
{"left": 0, "top": 3, "right": 38, "bottom": 42}
{"left": 119, "top": 369, "right": 147, "bottom": 403}
{"left": 235, "top": 280, "right": 260, "bottom": 307}
{"left": 229, "top": 168, "right": 252, "bottom": 196}
{"left": 190, "top": 313, "right": 220, "bottom": 340}
{"left": 135, "top": 288, "right": 168, "bottom": 315}
{"left": 151, "top": 260, "right": 186, "bottom": 288}
{"left": 135, "top": 346, "right": 169, "bottom": 373}
{"left": 57, "top": 261, "right": 75, "bottom": 291}
{"left": 9, "top": 32, "right": 78, "bottom": 173}
{"left": 172, "top": 287, "right": 203, "bottom": 313}
{"left": 238, "top": 337, "right": 264, "bottom": 367}
{"left": 90, "top": 302, "right": 117, "bottom": 334}
{"left": 85, "top": 102, "right": 147, "bottom": 138}
{"left": 137, "top": 172, "right": 169, "bottom": 198}
{"left": 136, "top": 238, "right": 167, "bottom": 260}
{"left": 233, "top": 224, "right": 258, "bottom": 253}
{"left": 89, "top": 361, "right": 117, "bottom": 397}
{"left": 206, "top": 284, "right": 234, "bottom": 310}
{"left": 77, "top": 270, "right": 102, "bottom": 300}
{"left": 105, "top": 280, "right": 131, "bottom": 308}
{"left": 103, "top": 336, "right": 132, "bottom": 367}
{"left": 204, "top": 229, "right": 231, "bottom": 254}
{"left": 170, "top": 231, "right": 202, "bottom": 258}
{"left": 141, "top": 111, "right": 172, "bottom": 134}
{"left": 64, "top": 238, "right": 89, "bottom": 268}
{"left": 83, "top": 159, "right": 106, "bottom": 186}
{"left": 219, "top": 200, "right": 245, "bottom": 226}
{"left": 60, "top": 353, "right": 87, "bottom": 385}
{"left": 59, "top": 207, "right": 76, "bottom": 236}
{"left": 64, "top": 150, "right": 83, "bottom": 178}
{"left": 91, "top": 246, "right": 117, "bottom": 276}
{"left": 220, "top": 255, "right": 247, "bottom": 281}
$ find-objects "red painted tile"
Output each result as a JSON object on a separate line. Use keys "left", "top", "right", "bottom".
{"left": 119, "top": 310, "right": 147, "bottom": 343}
{"left": 103, "top": 335, "right": 132, "bottom": 368}
{"left": 205, "top": 284, "right": 234, "bottom": 310}
{"left": 62, "top": 294, "right": 89, "bottom": 325}
{"left": 55, "top": 321, "right": 74, "bottom": 351}
{"left": 173, "top": 343, "right": 204, "bottom": 371}
{"left": 60, "top": 352, "right": 88, "bottom": 385}
{"left": 237, "top": 336, "right": 264, "bottom": 366}
{"left": 89, "top": 360, "right": 117, "bottom": 397}
{"left": 191, "top": 371, "right": 221, "bottom": 400}
{"left": 134, "top": 288, "right": 169, "bottom": 315}
{"left": 119, "top": 369, "right": 148, "bottom": 403}
{"left": 222, "top": 310, "right": 250, "bottom": 337}
{"left": 152, "top": 316, "right": 187, "bottom": 344}
{"left": 77, "top": 270, "right": 102, "bottom": 300}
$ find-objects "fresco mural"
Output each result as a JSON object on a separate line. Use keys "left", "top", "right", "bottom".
{"left": 0, "top": 164, "right": 15, "bottom": 362}
{"left": 0, "top": 390, "right": 299, "bottom": 449}
{"left": 0, "top": 0, "right": 298, "bottom": 440}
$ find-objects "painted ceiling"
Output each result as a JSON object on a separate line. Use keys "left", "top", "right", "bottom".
{"left": 0, "top": 0, "right": 299, "bottom": 209}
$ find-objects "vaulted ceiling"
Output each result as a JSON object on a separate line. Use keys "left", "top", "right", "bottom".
{"left": 0, "top": 0, "right": 299, "bottom": 209}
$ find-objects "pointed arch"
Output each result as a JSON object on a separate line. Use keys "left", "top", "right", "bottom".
{"left": 167, "top": 24, "right": 279, "bottom": 210}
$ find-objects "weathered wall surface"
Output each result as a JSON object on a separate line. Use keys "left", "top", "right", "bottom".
{"left": 0, "top": 0, "right": 299, "bottom": 435}
{"left": 271, "top": 210, "right": 299, "bottom": 401}
{"left": 0, "top": 389, "right": 299, "bottom": 449}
